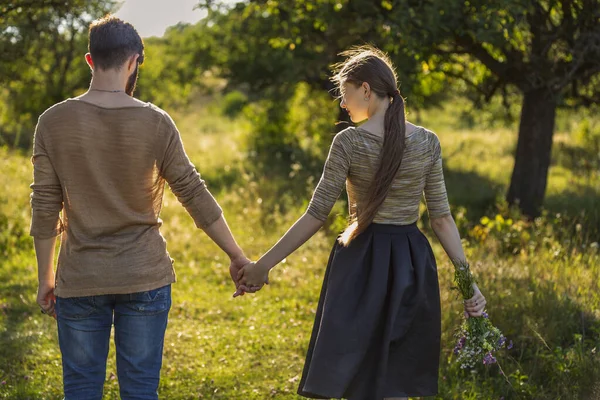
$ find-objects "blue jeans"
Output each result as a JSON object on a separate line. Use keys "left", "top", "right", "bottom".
{"left": 55, "top": 285, "right": 171, "bottom": 400}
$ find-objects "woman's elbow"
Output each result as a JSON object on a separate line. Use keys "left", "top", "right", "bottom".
{"left": 304, "top": 212, "right": 326, "bottom": 229}
{"left": 430, "top": 213, "right": 453, "bottom": 230}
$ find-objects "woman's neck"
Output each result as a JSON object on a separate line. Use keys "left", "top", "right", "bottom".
{"left": 360, "top": 101, "right": 389, "bottom": 135}
{"left": 361, "top": 101, "right": 417, "bottom": 136}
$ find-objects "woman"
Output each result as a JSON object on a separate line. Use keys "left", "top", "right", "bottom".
{"left": 238, "top": 46, "right": 487, "bottom": 400}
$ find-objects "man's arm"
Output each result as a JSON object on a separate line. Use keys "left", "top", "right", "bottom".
{"left": 34, "top": 237, "right": 57, "bottom": 318}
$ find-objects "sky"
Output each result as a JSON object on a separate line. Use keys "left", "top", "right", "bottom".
{"left": 114, "top": 0, "right": 208, "bottom": 38}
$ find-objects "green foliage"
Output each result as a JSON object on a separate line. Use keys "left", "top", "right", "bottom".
{"left": 194, "top": 0, "right": 600, "bottom": 218}
{"left": 195, "top": 0, "right": 599, "bottom": 119}
{"left": 136, "top": 22, "right": 220, "bottom": 108}
{"left": 235, "top": 82, "right": 345, "bottom": 218}
{"left": 197, "top": 0, "right": 450, "bottom": 105}
{"left": 395, "top": 0, "right": 599, "bottom": 97}
{"left": 467, "top": 204, "right": 598, "bottom": 259}
{"left": 0, "top": 213, "right": 30, "bottom": 258}
{"left": 184, "top": 0, "right": 455, "bottom": 191}
{"left": 221, "top": 90, "right": 248, "bottom": 119}
{"left": 574, "top": 118, "right": 600, "bottom": 154}
{"left": 0, "top": 0, "right": 118, "bottom": 149}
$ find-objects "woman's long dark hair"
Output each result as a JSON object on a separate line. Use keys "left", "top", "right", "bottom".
{"left": 332, "top": 46, "right": 407, "bottom": 246}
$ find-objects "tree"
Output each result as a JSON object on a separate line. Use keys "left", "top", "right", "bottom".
{"left": 136, "top": 23, "right": 218, "bottom": 108}
{"left": 192, "top": 0, "right": 451, "bottom": 201}
{"left": 0, "top": 0, "right": 116, "bottom": 148}
{"left": 392, "top": 0, "right": 600, "bottom": 217}
{"left": 198, "top": 0, "right": 450, "bottom": 120}
{"left": 199, "top": 0, "right": 600, "bottom": 217}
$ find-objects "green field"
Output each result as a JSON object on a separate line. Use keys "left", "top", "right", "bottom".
{"left": 1, "top": 103, "right": 599, "bottom": 399}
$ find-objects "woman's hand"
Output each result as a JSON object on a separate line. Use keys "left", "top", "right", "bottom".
{"left": 464, "top": 283, "right": 486, "bottom": 317}
{"left": 236, "top": 262, "right": 270, "bottom": 296}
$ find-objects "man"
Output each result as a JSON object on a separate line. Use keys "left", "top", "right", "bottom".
{"left": 31, "top": 15, "right": 258, "bottom": 399}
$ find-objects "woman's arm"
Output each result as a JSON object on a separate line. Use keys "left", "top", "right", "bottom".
{"left": 236, "top": 213, "right": 324, "bottom": 288}
{"left": 430, "top": 214, "right": 466, "bottom": 262}
{"left": 237, "top": 131, "right": 354, "bottom": 289}
{"left": 424, "top": 136, "right": 485, "bottom": 316}
{"left": 257, "top": 213, "right": 324, "bottom": 270}
{"left": 430, "top": 214, "right": 486, "bottom": 317}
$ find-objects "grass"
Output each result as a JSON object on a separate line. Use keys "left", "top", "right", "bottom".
{"left": 0, "top": 102, "right": 599, "bottom": 399}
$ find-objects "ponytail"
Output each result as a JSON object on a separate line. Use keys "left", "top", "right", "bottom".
{"left": 338, "top": 91, "right": 407, "bottom": 246}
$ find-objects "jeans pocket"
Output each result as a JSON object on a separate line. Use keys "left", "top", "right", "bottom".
{"left": 125, "top": 285, "right": 171, "bottom": 315}
{"left": 56, "top": 296, "right": 97, "bottom": 319}
{"left": 146, "top": 284, "right": 171, "bottom": 302}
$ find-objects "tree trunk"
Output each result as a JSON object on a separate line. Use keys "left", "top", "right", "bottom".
{"left": 507, "top": 88, "right": 557, "bottom": 217}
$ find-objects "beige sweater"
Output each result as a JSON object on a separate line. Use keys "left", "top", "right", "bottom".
{"left": 30, "top": 99, "right": 223, "bottom": 298}
{"left": 307, "top": 126, "right": 451, "bottom": 224}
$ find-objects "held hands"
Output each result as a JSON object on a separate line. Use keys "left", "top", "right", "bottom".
{"left": 463, "top": 283, "right": 487, "bottom": 318}
{"left": 229, "top": 255, "right": 254, "bottom": 297}
{"left": 234, "top": 262, "right": 270, "bottom": 298}
{"left": 229, "top": 255, "right": 268, "bottom": 297}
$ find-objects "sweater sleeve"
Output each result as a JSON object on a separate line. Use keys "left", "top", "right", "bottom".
{"left": 306, "top": 129, "right": 354, "bottom": 221}
{"left": 29, "top": 118, "right": 65, "bottom": 238}
{"left": 156, "top": 112, "right": 223, "bottom": 229}
{"left": 424, "top": 134, "right": 451, "bottom": 219}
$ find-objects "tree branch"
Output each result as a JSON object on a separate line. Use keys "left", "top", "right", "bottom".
{"left": 0, "top": 0, "right": 72, "bottom": 19}
{"left": 453, "top": 34, "right": 527, "bottom": 89}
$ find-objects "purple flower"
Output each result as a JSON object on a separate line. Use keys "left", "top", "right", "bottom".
{"left": 507, "top": 340, "right": 513, "bottom": 350}
{"left": 498, "top": 335, "right": 507, "bottom": 347}
{"left": 482, "top": 311, "right": 489, "bottom": 318}
{"left": 454, "top": 335, "right": 467, "bottom": 355}
{"left": 483, "top": 352, "right": 497, "bottom": 365}
{"left": 455, "top": 336, "right": 466, "bottom": 350}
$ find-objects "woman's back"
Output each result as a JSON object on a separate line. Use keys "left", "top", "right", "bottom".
{"left": 307, "top": 126, "right": 451, "bottom": 225}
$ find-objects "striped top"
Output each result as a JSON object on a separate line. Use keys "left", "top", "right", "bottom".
{"left": 307, "top": 126, "right": 451, "bottom": 224}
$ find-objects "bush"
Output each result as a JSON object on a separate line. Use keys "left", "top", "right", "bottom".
{"left": 0, "top": 212, "right": 31, "bottom": 257}
{"left": 221, "top": 90, "right": 249, "bottom": 119}
{"left": 466, "top": 201, "right": 598, "bottom": 258}
{"left": 574, "top": 118, "right": 600, "bottom": 168}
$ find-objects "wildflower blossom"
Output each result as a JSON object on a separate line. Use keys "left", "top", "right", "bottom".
{"left": 451, "top": 260, "right": 511, "bottom": 369}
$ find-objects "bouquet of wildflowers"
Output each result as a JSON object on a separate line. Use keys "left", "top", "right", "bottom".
{"left": 452, "top": 260, "right": 512, "bottom": 369}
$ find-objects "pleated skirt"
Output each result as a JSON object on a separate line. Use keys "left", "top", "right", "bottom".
{"left": 297, "top": 223, "right": 441, "bottom": 399}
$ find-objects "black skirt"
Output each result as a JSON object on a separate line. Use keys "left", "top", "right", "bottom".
{"left": 297, "top": 223, "right": 441, "bottom": 400}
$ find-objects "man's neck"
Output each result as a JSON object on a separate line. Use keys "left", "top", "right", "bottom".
{"left": 89, "top": 73, "right": 126, "bottom": 92}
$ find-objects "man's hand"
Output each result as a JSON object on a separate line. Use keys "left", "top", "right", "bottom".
{"left": 229, "top": 255, "right": 254, "bottom": 297}
{"left": 37, "top": 279, "right": 56, "bottom": 319}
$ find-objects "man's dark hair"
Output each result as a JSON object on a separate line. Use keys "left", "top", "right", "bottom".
{"left": 88, "top": 15, "right": 145, "bottom": 70}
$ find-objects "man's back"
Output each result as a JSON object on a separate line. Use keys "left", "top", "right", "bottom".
{"left": 30, "top": 98, "right": 223, "bottom": 297}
